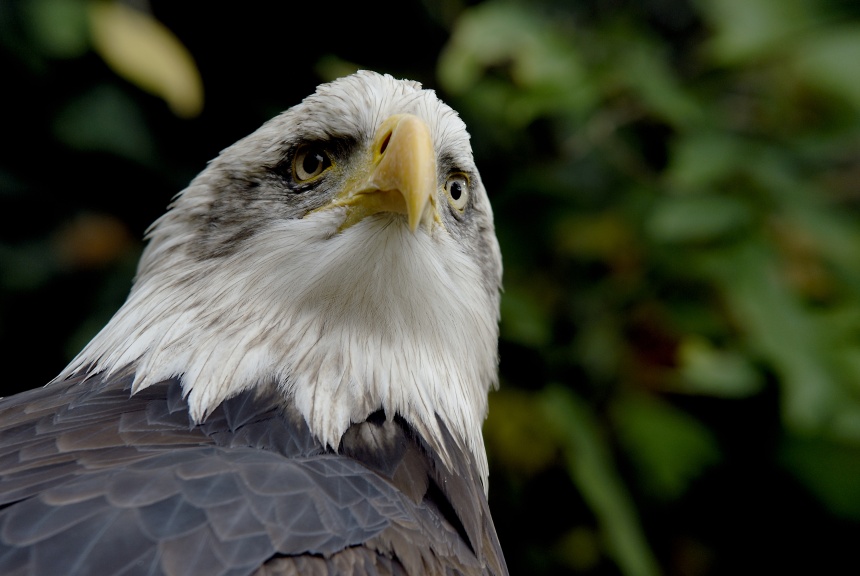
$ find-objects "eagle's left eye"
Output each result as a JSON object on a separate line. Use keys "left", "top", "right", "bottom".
{"left": 293, "top": 144, "right": 332, "bottom": 182}
{"left": 445, "top": 174, "right": 469, "bottom": 212}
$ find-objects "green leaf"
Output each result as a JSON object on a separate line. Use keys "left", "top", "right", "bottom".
{"left": 437, "top": 1, "right": 595, "bottom": 125}
{"left": 554, "top": 212, "right": 633, "bottom": 261}
{"left": 676, "top": 336, "right": 764, "bottom": 397}
{"left": 612, "top": 392, "right": 721, "bottom": 500}
{"left": 484, "top": 389, "right": 557, "bottom": 476}
{"left": 697, "top": 0, "right": 818, "bottom": 63}
{"left": 500, "top": 284, "right": 552, "bottom": 348}
{"left": 781, "top": 435, "right": 860, "bottom": 520}
{"left": 23, "top": 0, "right": 89, "bottom": 58}
{"left": 572, "top": 314, "right": 625, "bottom": 383}
{"left": 646, "top": 195, "right": 751, "bottom": 243}
{"left": 795, "top": 27, "right": 860, "bottom": 110}
{"left": 747, "top": 152, "right": 860, "bottom": 287}
{"left": 53, "top": 83, "right": 156, "bottom": 163}
{"left": 614, "top": 39, "right": 701, "bottom": 127}
{"left": 707, "top": 242, "right": 838, "bottom": 431}
{"left": 667, "top": 132, "right": 746, "bottom": 190}
{"left": 541, "top": 386, "right": 661, "bottom": 576}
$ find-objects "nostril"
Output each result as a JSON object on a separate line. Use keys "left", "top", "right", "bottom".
{"left": 379, "top": 131, "right": 392, "bottom": 155}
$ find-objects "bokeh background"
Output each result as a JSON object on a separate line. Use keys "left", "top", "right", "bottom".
{"left": 3, "top": 0, "right": 860, "bottom": 574}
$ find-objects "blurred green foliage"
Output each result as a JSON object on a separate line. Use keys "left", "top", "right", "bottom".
{"left": 439, "top": 0, "right": 860, "bottom": 573}
{"left": 2, "top": 0, "right": 860, "bottom": 574}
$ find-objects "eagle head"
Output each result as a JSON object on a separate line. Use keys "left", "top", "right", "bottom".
{"left": 60, "top": 71, "right": 503, "bottom": 485}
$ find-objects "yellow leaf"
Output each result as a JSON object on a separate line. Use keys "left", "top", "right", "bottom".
{"left": 88, "top": 1, "right": 203, "bottom": 118}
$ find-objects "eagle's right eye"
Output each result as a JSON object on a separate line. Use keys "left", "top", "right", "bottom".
{"left": 293, "top": 144, "right": 332, "bottom": 182}
{"left": 445, "top": 173, "right": 470, "bottom": 212}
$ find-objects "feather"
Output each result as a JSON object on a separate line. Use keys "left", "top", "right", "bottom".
{"left": 1, "top": 71, "right": 506, "bottom": 575}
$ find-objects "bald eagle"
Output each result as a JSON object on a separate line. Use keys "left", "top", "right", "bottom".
{"left": 0, "top": 71, "right": 506, "bottom": 575}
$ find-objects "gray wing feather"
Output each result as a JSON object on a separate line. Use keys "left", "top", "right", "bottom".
{"left": 0, "top": 373, "right": 506, "bottom": 575}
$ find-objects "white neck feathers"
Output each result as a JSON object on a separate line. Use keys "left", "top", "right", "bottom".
{"left": 60, "top": 208, "right": 499, "bottom": 486}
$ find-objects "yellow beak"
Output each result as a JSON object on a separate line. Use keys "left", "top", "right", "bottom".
{"left": 333, "top": 114, "right": 437, "bottom": 233}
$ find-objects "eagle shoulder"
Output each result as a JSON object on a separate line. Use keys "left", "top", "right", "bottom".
{"left": 0, "top": 372, "right": 506, "bottom": 575}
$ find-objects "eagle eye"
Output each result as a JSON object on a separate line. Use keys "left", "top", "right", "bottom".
{"left": 445, "top": 173, "right": 469, "bottom": 212}
{"left": 293, "top": 144, "right": 332, "bottom": 182}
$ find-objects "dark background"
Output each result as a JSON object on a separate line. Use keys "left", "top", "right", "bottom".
{"left": 3, "top": 1, "right": 860, "bottom": 574}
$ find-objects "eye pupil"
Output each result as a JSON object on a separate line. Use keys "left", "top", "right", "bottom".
{"left": 303, "top": 152, "right": 323, "bottom": 175}
{"left": 449, "top": 181, "right": 462, "bottom": 200}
